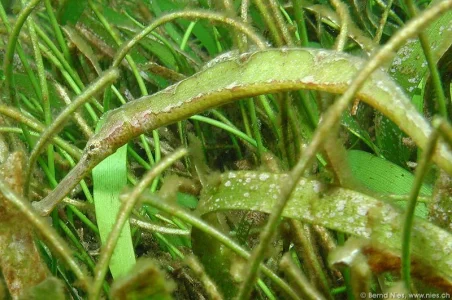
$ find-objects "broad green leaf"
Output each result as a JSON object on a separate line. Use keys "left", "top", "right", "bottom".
{"left": 348, "top": 150, "right": 432, "bottom": 196}
{"left": 198, "top": 171, "right": 452, "bottom": 287}
{"left": 347, "top": 150, "right": 431, "bottom": 218}
{"left": 93, "top": 144, "right": 135, "bottom": 279}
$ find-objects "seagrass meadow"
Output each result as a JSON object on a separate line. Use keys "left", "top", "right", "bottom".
{"left": 0, "top": 0, "right": 452, "bottom": 299}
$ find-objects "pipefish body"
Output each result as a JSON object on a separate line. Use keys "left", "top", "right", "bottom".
{"left": 32, "top": 48, "right": 452, "bottom": 216}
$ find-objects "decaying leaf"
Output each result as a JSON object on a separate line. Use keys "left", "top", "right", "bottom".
{"left": 0, "top": 152, "right": 50, "bottom": 298}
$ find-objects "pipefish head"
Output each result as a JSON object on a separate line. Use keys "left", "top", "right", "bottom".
{"left": 33, "top": 109, "right": 135, "bottom": 216}
{"left": 84, "top": 109, "right": 135, "bottom": 163}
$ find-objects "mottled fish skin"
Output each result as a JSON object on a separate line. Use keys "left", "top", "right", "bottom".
{"left": 33, "top": 48, "right": 452, "bottom": 216}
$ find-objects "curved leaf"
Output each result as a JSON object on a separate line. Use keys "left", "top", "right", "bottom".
{"left": 198, "top": 171, "right": 452, "bottom": 290}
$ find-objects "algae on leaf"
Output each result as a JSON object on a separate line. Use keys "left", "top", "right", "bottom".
{"left": 198, "top": 171, "right": 452, "bottom": 291}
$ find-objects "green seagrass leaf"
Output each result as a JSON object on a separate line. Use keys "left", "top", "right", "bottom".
{"left": 197, "top": 171, "right": 452, "bottom": 286}
{"left": 347, "top": 150, "right": 432, "bottom": 196}
{"left": 347, "top": 150, "right": 431, "bottom": 218}
{"left": 93, "top": 119, "right": 135, "bottom": 280}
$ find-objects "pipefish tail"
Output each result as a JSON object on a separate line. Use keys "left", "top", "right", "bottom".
{"left": 32, "top": 48, "right": 452, "bottom": 216}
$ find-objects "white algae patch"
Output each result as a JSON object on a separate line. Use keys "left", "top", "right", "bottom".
{"left": 259, "top": 173, "right": 270, "bottom": 181}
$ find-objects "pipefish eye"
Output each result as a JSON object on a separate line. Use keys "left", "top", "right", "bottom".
{"left": 88, "top": 142, "right": 98, "bottom": 152}
{"left": 86, "top": 141, "right": 102, "bottom": 156}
